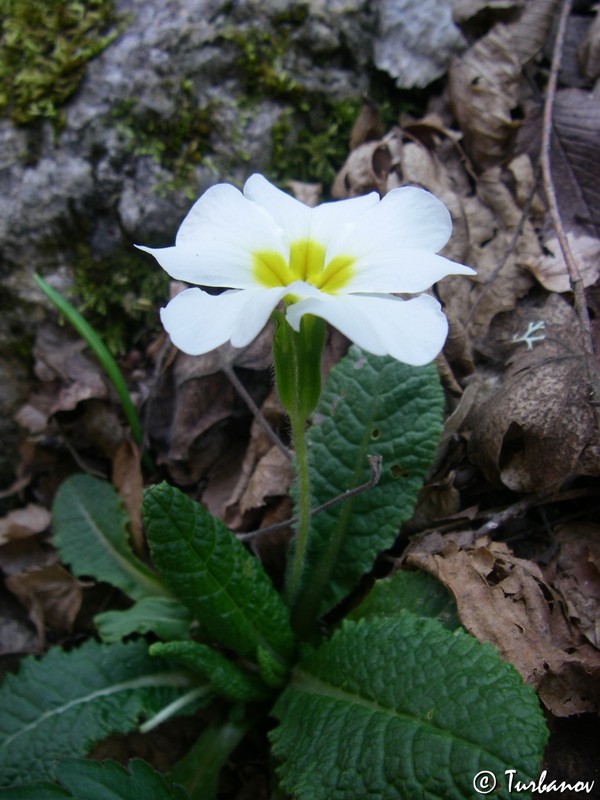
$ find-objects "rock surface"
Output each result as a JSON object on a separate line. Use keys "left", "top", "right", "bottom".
{"left": 374, "top": 0, "right": 466, "bottom": 89}
{"left": 0, "top": 0, "right": 378, "bottom": 483}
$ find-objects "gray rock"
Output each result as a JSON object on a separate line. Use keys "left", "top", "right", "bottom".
{"left": 0, "top": 0, "right": 377, "bottom": 483}
{"left": 374, "top": 0, "right": 466, "bottom": 88}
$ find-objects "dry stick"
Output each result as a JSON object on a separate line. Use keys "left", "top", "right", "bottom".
{"left": 222, "top": 362, "right": 292, "bottom": 460}
{"left": 540, "top": 0, "right": 600, "bottom": 429}
{"left": 238, "top": 454, "right": 383, "bottom": 541}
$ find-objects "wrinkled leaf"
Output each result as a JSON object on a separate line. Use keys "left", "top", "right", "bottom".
{"left": 272, "top": 614, "right": 548, "bottom": 800}
{"left": 169, "top": 710, "right": 250, "bottom": 800}
{"left": 291, "top": 346, "right": 444, "bottom": 622}
{"left": 150, "top": 641, "right": 272, "bottom": 702}
{"left": 0, "top": 639, "right": 194, "bottom": 787}
{"left": 347, "top": 568, "right": 460, "bottom": 630}
{"left": 143, "top": 482, "right": 294, "bottom": 668}
{"left": 0, "top": 758, "right": 189, "bottom": 800}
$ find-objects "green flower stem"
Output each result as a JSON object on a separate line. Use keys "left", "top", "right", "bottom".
{"left": 272, "top": 311, "right": 325, "bottom": 626}
{"left": 284, "top": 411, "right": 311, "bottom": 613}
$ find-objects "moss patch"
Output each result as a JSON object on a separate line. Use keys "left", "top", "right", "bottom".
{"left": 71, "top": 244, "right": 169, "bottom": 354}
{"left": 111, "top": 87, "right": 214, "bottom": 199}
{"left": 0, "top": 0, "right": 120, "bottom": 125}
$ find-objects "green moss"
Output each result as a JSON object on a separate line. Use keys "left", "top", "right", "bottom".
{"left": 70, "top": 244, "right": 169, "bottom": 354}
{"left": 269, "top": 97, "right": 363, "bottom": 189}
{"left": 111, "top": 87, "right": 214, "bottom": 199}
{"left": 223, "top": 6, "right": 309, "bottom": 103}
{"left": 0, "top": 0, "right": 121, "bottom": 126}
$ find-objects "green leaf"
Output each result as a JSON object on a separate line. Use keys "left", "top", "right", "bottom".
{"left": 150, "top": 641, "right": 272, "bottom": 703}
{"left": 143, "top": 483, "right": 294, "bottom": 667}
{"left": 95, "top": 597, "right": 193, "bottom": 643}
{"left": 271, "top": 613, "right": 548, "bottom": 800}
{"left": 348, "top": 569, "right": 460, "bottom": 630}
{"left": 0, "top": 639, "right": 194, "bottom": 788}
{"left": 0, "top": 758, "right": 189, "bottom": 800}
{"left": 0, "top": 786, "right": 69, "bottom": 799}
{"left": 53, "top": 474, "right": 167, "bottom": 601}
{"left": 169, "top": 708, "right": 251, "bottom": 800}
{"left": 292, "top": 346, "right": 445, "bottom": 623}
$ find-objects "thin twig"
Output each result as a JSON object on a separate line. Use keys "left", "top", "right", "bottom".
{"left": 222, "top": 363, "right": 292, "bottom": 460}
{"left": 540, "top": 0, "right": 600, "bottom": 429}
{"left": 238, "top": 455, "right": 383, "bottom": 541}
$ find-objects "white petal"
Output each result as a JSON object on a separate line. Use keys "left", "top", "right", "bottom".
{"left": 329, "top": 186, "right": 453, "bottom": 255}
{"left": 243, "top": 174, "right": 311, "bottom": 243}
{"left": 160, "top": 286, "right": 288, "bottom": 356}
{"left": 244, "top": 173, "right": 379, "bottom": 248}
{"left": 339, "top": 249, "right": 475, "bottom": 294}
{"left": 308, "top": 192, "right": 380, "bottom": 245}
{"left": 286, "top": 292, "right": 449, "bottom": 366}
{"left": 137, "top": 183, "right": 288, "bottom": 289}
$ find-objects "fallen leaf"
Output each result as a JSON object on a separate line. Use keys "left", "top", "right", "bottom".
{"left": 0, "top": 588, "right": 39, "bottom": 655}
{"left": 0, "top": 504, "right": 51, "bottom": 545}
{"left": 517, "top": 83, "right": 600, "bottom": 290}
{"left": 111, "top": 439, "right": 144, "bottom": 555}
{"left": 452, "top": 0, "right": 524, "bottom": 26}
{"left": 240, "top": 446, "right": 293, "bottom": 515}
{"left": 404, "top": 532, "right": 600, "bottom": 715}
{"left": 469, "top": 293, "right": 600, "bottom": 490}
{"left": 544, "top": 523, "right": 600, "bottom": 650}
{"left": 579, "top": 8, "right": 600, "bottom": 80}
{"left": 32, "top": 323, "right": 109, "bottom": 415}
{"left": 331, "top": 131, "right": 401, "bottom": 198}
{"left": 287, "top": 180, "right": 321, "bottom": 207}
{"left": 449, "top": 0, "right": 558, "bottom": 169}
{"left": 532, "top": 231, "right": 600, "bottom": 293}
{"left": 348, "top": 99, "right": 385, "bottom": 150}
{"left": 5, "top": 563, "right": 83, "bottom": 646}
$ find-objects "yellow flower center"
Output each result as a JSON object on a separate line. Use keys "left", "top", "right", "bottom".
{"left": 253, "top": 239, "right": 355, "bottom": 294}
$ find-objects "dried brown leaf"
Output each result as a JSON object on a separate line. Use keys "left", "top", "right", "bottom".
{"left": 449, "top": 0, "right": 558, "bottom": 169}
{"left": 578, "top": 8, "right": 600, "bottom": 81}
{"left": 469, "top": 293, "right": 600, "bottom": 490}
{"left": 111, "top": 440, "right": 144, "bottom": 555}
{"left": 287, "top": 180, "right": 321, "bottom": 207}
{"left": 331, "top": 132, "right": 401, "bottom": 198}
{"left": 32, "top": 323, "right": 108, "bottom": 414}
{"left": 5, "top": 563, "right": 82, "bottom": 645}
{"left": 517, "top": 83, "right": 600, "bottom": 290}
{"left": 404, "top": 532, "right": 600, "bottom": 715}
{"left": 452, "top": 0, "right": 524, "bottom": 25}
{"left": 348, "top": 100, "right": 385, "bottom": 150}
{"left": 239, "top": 446, "right": 293, "bottom": 515}
{"left": 544, "top": 523, "right": 600, "bottom": 650}
{"left": 0, "top": 589, "right": 40, "bottom": 655}
{"left": 0, "top": 504, "right": 51, "bottom": 545}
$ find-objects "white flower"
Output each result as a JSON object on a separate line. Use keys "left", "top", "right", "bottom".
{"left": 137, "top": 174, "right": 474, "bottom": 366}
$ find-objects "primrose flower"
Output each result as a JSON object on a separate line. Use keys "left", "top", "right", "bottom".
{"left": 138, "top": 174, "right": 474, "bottom": 366}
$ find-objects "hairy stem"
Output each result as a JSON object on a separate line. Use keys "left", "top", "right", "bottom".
{"left": 284, "top": 412, "right": 311, "bottom": 614}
